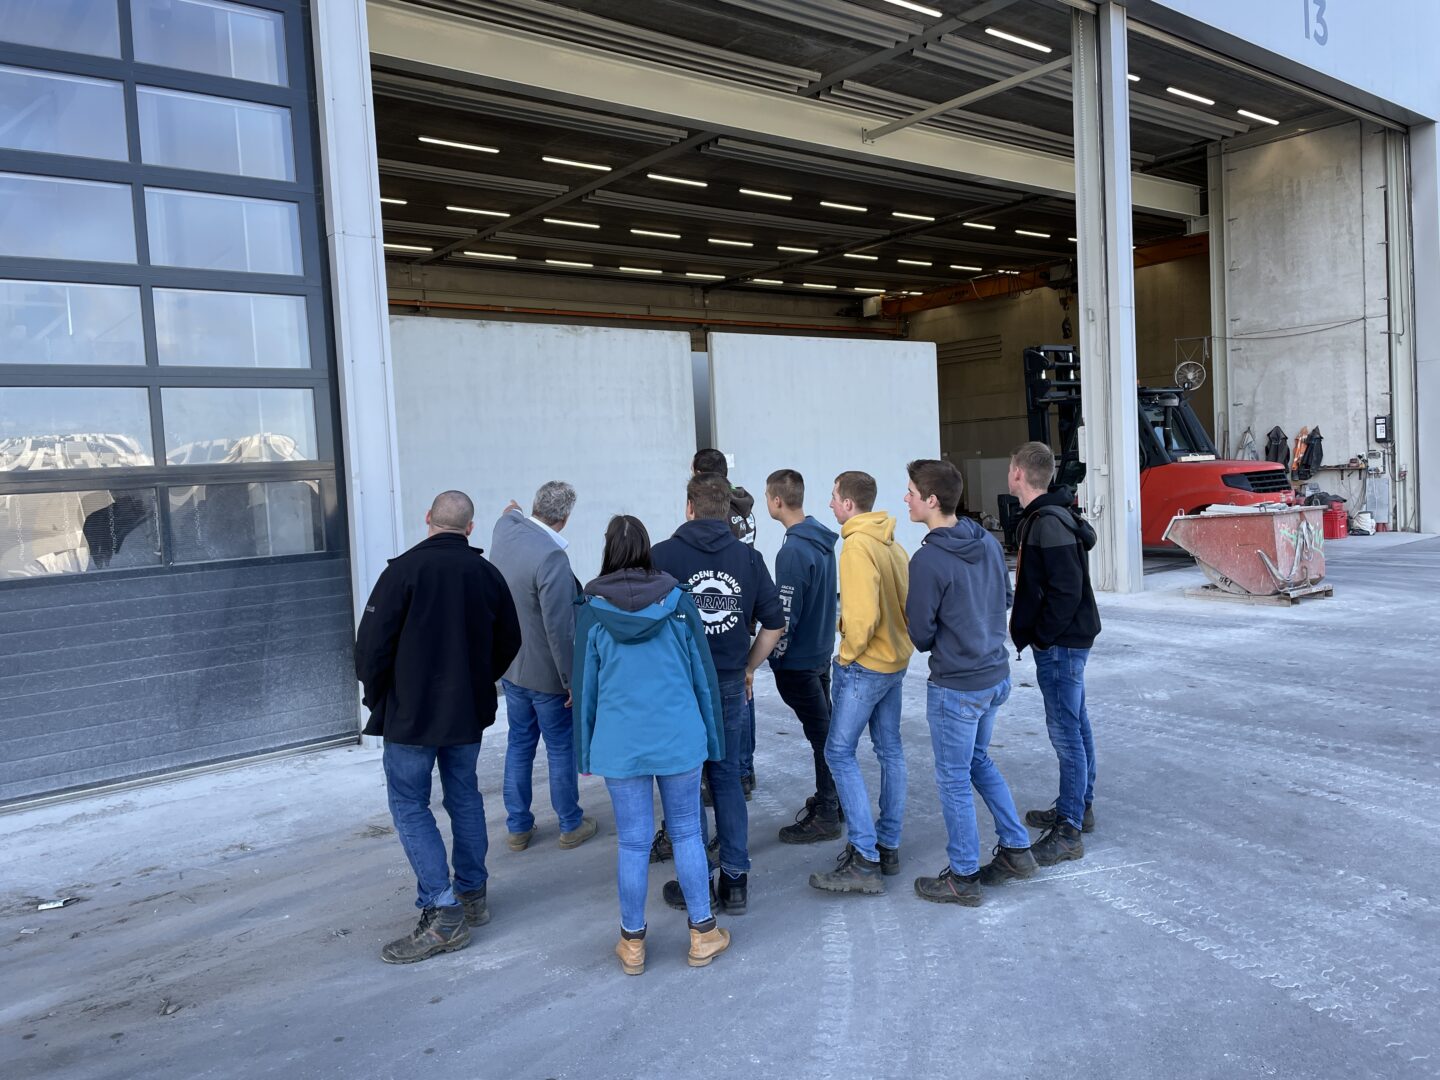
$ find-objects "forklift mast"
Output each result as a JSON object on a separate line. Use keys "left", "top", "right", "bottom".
{"left": 1023, "top": 344, "right": 1087, "bottom": 489}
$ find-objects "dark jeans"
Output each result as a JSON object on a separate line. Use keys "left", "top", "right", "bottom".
{"left": 772, "top": 663, "right": 837, "bottom": 813}
{"left": 1033, "top": 645, "right": 1096, "bottom": 831}
{"left": 701, "top": 674, "right": 751, "bottom": 875}
{"left": 383, "top": 740, "right": 488, "bottom": 910}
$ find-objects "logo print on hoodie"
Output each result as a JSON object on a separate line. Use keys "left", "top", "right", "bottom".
{"left": 685, "top": 570, "right": 743, "bottom": 634}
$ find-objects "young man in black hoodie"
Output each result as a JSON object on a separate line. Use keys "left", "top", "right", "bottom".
{"left": 1008, "top": 441, "right": 1102, "bottom": 866}
{"left": 764, "top": 468, "right": 842, "bottom": 843}
{"left": 653, "top": 473, "right": 785, "bottom": 913}
{"left": 904, "top": 460, "right": 1035, "bottom": 906}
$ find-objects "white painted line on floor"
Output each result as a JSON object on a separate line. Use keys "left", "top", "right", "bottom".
{"left": 1013, "top": 860, "right": 1158, "bottom": 884}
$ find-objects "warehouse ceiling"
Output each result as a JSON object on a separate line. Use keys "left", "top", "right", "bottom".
{"left": 373, "top": 0, "right": 1341, "bottom": 299}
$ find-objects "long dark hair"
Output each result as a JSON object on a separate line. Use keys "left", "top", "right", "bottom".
{"left": 600, "top": 514, "right": 653, "bottom": 576}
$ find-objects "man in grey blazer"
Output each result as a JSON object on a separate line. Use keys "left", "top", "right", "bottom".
{"left": 489, "top": 481, "right": 597, "bottom": 852}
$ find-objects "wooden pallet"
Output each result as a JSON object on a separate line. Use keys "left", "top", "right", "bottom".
{"left": 1184, "top": 582, "right": 1334, "bottom": 606}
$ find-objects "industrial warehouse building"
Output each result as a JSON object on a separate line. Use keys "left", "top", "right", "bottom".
{"left": 1, "top": 0, "right": 1437, "bottom": 805}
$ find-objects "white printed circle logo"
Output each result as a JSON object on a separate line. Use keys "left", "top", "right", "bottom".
{"left": 688, "top": 571, "right": 743, "bottom": 635}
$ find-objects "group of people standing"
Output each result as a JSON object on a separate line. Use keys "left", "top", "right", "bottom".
{"left": 354, "top": 441, "right": 1100, "bottom": 972}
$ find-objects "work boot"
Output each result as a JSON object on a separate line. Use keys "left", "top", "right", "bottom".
{"left": 649, "top": 826, "right": 672, "bottom": 864}
{"left": 877, "top": 844, "right": 901, "bottom": 877}
{"left": 741, "top": 773, "right": 755, "bottom": 801}
{"left": 806, "top": 794, "right": 845, "bottom": 823}
{"left": 380, "top": 905, "right": 471, "bottom": 964}
{"left": 701, "top": 775, "right": 713, "bottom": 808}
{"left": 456, "top": 885, "right": 491, "bottom": 927}
{"left": 559, "top": 817, "right": 598, "bottom": 849}
{"left": 1031, "top": 821, "right": 1085, "bottom": 866}
{"left": 716, "top": 871, "right": 748, "bottom": 915}
{"left": 778, "top": 801, "right": 842, "bottom": 844}
{"left": 977, "top": 844, "right": 1038, "bottom": 886}
{"left": 507, "top": 829, "right": 534, "bottom": 852}
{"left": 615, "top": 927, "right": 645, "bottom": 976}
{"left": 664, "top": 874, "right": 717, "bottom": 912}
{"left": 1026, "top": 803, "right": 1094, "bottom": 833}
{"left": 809, "top": 844, "right": 885, "bottom": 895}
{"left": 706, "top": 834, "right": 720, "bottom": 866}
{"left": 687, "top": 917, "right": 731, "bottom": 968}
{"left": 914, "top": 867, "right": 982, "bottom": 907}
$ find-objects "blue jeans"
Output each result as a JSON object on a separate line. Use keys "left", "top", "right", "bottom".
{"left": 383, "top": 740, "right": 488, "bottom": 910}
{"left": 926, "top": 678, "right": 1030, "bottom": 875}
{"left": 701, "top": 674, "right": 750, "bottom": 875}
{"left": 1033, "top": 646, "right": 1095, "bottom": 831}
{"left": 501, "top": 680, "right": 582, "bottom": 835}
{"left": 606, "top": 767, "right": 711, "bottom": 930}
{"left": 824, "top": 660, "right": 907, "bottom": 863}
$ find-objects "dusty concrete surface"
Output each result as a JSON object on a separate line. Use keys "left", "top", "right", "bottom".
{"left": 4, "top": 534, "right": 1439, "bottom": 1080}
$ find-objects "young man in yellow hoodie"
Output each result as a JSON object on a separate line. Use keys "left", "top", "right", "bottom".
{"left": 809, "top": 470, "right": 914, "bottom": 895}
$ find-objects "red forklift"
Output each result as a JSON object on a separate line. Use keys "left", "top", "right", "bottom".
{"left": 1017, "top": 345, "right": 1293, "bottom": 549}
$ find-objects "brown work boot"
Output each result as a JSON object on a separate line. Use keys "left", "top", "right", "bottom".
{"left": 687, "top": 917, "right": 731, "bottom": 967}
{"left": 615, "top": 928, "right": 646, "bottom": 975}
{"left": 380, "top": 905, "right": 471, "bottom": 964}
{"left": 977, "top": 844, "right": 1038, "bottom": 886}
{"left": 456, "top": 886, "right": 491, "bottom": 927}
{"left": 808, "top": 844, "right": 885, "bottom": 895}
{"left": 559, "top": 817, "right": 598, "bottom": 849}
{"left": 507, "top": 829, "right": 534, "bottom": 852}
{"left": 1026, "top": 803, "right": 1095, "bottom": 833}
{"left": 1031, "top": 821, "right": 1085, "bottom": 866}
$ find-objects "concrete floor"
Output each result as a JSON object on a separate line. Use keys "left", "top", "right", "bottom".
{"left": 4, "top": 534, "right": 1439, "bottom": 1080}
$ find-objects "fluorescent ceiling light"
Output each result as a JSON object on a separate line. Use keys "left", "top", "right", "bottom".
{"left": 648, "top": 173, "right": 707, "bottom": 187}
{"left": 963, "top": 222, "right": 996, "bottom": 231}
{"left": 384, "top": 243, "right": 431, "bottom": 252}
{"left": 740, "top": 188, "right": 791, "bottom": 201}
{"left": 418, "top": 136, "right": 499, "bottom": 154}
{"left": 546, "top": 259, "right": 593, "bottom": 268}
{"left": 708, "top": 238, "right": 754, "bottom": 247}
{"left": 379, "top": 197, "right": 406, "bottom": 206}
{"left": 984, "top": 27, "right": 1052, "bottom": 54}
{"left": 843, "top": 253, "right": 879, "bottom": 261}
{"left": 1167, "top": 86, "right": 1215, "bottom": 106}
{"left": 802, "top": 282, "right": 838, "bottom": 290}
{"left": 1238, "top": 108, "right": 1280, "bottom": 126}
{"left": 905, "top": 291, "right": 924, "bottom": 296}
{"left": 854, "top": 287, "right": 886, "bottom": 294}
{"left": 1015, "top": 229, "right": 1051, "bottom": 238}
{"left": 820, "top": 200, "right": 867, "bottom": 212}
{"left": 632, "top": 228, "right": 680, "bottom": 239}
{"left": 542, "top": 156, "right": 611, "bottom": 171}
{"left": 750, "top": 278, "right": 784, "bottom": 285}
{"left": 1068, "top": 236, "right": 1078, "bottom": 242}
{"left": 448, "top": 205, "right": 509, "bottom": 218}
{"left": 892, "top": 211, "right": 936, "bottom": 222}
{"left": 462, "top": 251, "right": 517, "bottom": 260}
{"left": 897, "top": 258, "right": 932, "bottom": 266}
{"left": 778, "top": 245, "right": 819, "bottom": 254}
{"left": 686, "top": 272, "right": 725, "bottom": 280}
{"left": 619, "top": 266, "right": 663, "bottom": 274}
{"left": 1127, "top": 74, "right": 1140, "bottom": 82}
{"left": 950, "top": 264, "right": 982, "bottom": 272}
{"left": 881, "top": 0, "right": 942, "bottom": 16}
{"left": 544, "top": 217, "right": 600, "bottom": 229}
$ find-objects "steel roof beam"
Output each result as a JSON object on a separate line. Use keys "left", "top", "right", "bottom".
{"left": 862, "top": 56, "right": 1074, "bottom": 142}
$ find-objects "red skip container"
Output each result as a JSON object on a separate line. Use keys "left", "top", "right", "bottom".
{"left": 1323, "top": 503, "right": 1349, "bottom": 540}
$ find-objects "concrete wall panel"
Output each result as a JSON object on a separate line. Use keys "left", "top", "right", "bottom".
{"left": 389, "top": 317, "right": 696, "bottom": 582}
{"left": 707, "top": 333, "right": 939, "bottom": 572}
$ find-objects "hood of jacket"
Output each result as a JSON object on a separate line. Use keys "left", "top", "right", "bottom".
{"left": 731, "top": 485, "right": 754, "bottom": 519}
{"left": 670, "top": 517, "right": 737, "bottom": 553}
{"left": 1022, "top": 487, "right": 1097, "bottom": 551}
{"left": 840, "top": 510, "right": 896, "bottom": 545}
{"left": 921, "top": 516, "right": 993, "bottom": 562}
{"left": 787, "top": 514, "right": 840, "bottom": 554}
{"left": 582, "top": 569, "right": 681, "bottom": 644}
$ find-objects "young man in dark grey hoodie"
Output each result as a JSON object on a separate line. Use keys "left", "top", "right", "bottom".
{"left": 903, "top": 459, "right": 1035, "bottom": 907}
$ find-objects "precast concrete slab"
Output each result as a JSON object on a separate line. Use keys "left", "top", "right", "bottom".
{"left": 4, "top": 536, "right": 1438, "bottom": 1079}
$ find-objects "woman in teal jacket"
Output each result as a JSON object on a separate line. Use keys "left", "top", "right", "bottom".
{"left": 572, "top": 514, "right": 730, "bottom": 975}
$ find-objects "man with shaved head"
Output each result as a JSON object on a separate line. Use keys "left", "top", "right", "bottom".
{"left": 356, "top": 490, "right": 522, "bottom": 964}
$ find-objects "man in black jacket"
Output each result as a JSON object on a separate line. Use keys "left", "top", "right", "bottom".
{"left": 1008, "top": 442, "right": 1101, "bottom": 867}
{"left": 355, "top": 490, "right": 522, "bottom": 964}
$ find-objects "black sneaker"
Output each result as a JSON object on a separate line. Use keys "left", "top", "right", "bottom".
{"left": 1025, "top": 803, "right": 1095, "bottom": 833}
{"left": 778, "top": 802, "right": 842, "bottom": 844}
{"left": 1031, "top": 821, "right": 1085, "bottom": 866}
{"left": 664, "top": 874, "right": 718, "bottom": 911}
{"left": 877, "top": 844, "right": 901, "bottom": 877}
{"left": 716, "top": 871, "right": 748, "bottom": 915}
{"left": 649, "top": 827, "right": 672, "bottom": 864}
{"left": 808, "top": 844, "right": 884, "bottom": 895}
{"left": 456, "top": 886, "right": 491, "bottom": 927}
{"left": 380, "top": 905, "right": 471, "bottom": 963}
{"left": 976, "top": 845, "right": 1038, "bottom": 886}
{"left": 914, "top": 867, "right": 982, "bottom": 906}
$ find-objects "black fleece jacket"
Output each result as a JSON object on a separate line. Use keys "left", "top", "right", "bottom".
{"left": 1010, "top": 489, "right": 1101, "bottom": 652}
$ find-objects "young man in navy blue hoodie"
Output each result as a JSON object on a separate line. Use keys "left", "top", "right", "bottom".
{"left": 653, "top": 472, "right": 785, "bottom": 914}
{"left": 903, "top": 459, "right": 1036, "bottom": 907}
{"left": 763, "top": 468, "right": 843, "bottom": 844}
